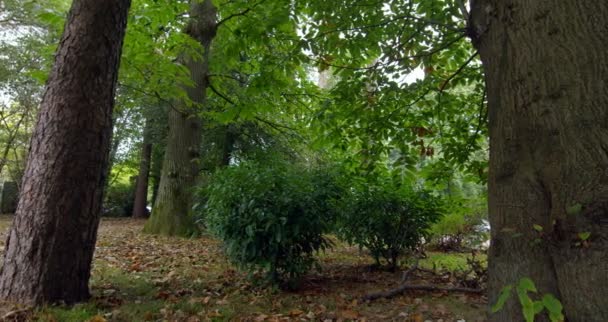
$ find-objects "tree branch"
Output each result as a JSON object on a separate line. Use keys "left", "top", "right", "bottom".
{"left": 362, "top": 259, "right": 483, "bottom": 301}
{"left": 439, "top": 51, "right": 479, "bottom": 93}
{"left": 208, "top": 82, "right": 236, "bottom": 106}
{"left": 216, "top": 0, "right": 266, "bottom": 28}
{"left": 253, "top": 116, "right": 303, "bottom": 142}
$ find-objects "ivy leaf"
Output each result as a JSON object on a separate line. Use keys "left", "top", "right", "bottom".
{"left": 518, "top": 277, "right": 537, "bottom": 293}
{"left": 491, "top": 284, "right": 513, "bottom": 313}
{"left": 542, "top": 294, "right": 564, "bottom": 317}
{"left": 521, "top": 302, "right": 536, "bottom": 322}
{"left": 533, "top": 300, "right": 544, "bottom": 314}
{"left": 578, "top": 232, "right": 591, "bottom": 241}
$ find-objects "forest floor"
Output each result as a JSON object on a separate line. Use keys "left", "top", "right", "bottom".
{"left": 0, "top": 216, "right": 487, "bottom": 322}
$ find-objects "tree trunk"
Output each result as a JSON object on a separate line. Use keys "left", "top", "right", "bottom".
{"left": 132, "top": 121, "right": 152, "bottom": 218}
{"left": 469, "top": 1, "right": 608, "bottom": 321}
{"left": 143, "top": 0, "right": 217, "bottom": 236}
{"left": 150, "top": 143, "right": 163, "bottom": 206}
{"left": 0, "top": 0, "right": 130, "bottom": 305}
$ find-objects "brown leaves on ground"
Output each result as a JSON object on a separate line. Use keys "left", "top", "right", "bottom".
{"left": 0, "top": 215, "right": 487, "bottom": 321}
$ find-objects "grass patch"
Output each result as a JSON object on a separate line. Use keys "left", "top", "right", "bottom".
{"left": 419, "top": 252, "right": 487, "bottom": 271}
{"left": 36, "top": 303, "right": 99, "bottom": 322}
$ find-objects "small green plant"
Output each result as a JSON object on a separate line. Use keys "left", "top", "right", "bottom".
{"left": 336, "top": 176, "right": 444, "bottom": 270}
{"left": 200, "top": 160, "right": 333, "bottom": 288}
{"left": 492, "top": 277, "right": 564, "bottom": 322}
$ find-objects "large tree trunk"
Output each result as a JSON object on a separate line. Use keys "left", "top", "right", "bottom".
{"left": 469, "top": 1, "right": 608, "bottom": 321}
{"left": 0, "top": 0, "right": 130, "bottom": 305}
{"left": 132, "top": 121, "right": 152, "bottom": 218}
{"left": 143, "top": 0, "right": 217, "bottom": 236}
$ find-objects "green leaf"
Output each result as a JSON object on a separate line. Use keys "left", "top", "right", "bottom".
{"left": 533, "top": 224, "right": 543, "bottom": 232}
{"left": 491, "top": 285, "right": 513, "bottom": 313}
{"left": 578, "top": 232, "right": 591, "bottom": 241}
{"left": 518, "top": 277, "right": 537, "bottom": 293}
{"left": 566, "top": 203, "right": 582, "bottom": 215}
{"left": 549, "top": 311, "right": 565, "bottom": 322}
{"left": 533, "top": 300, "right": 544, "bottom": 314}
{"left": 542, "top": 294, "right": 563, "bottom": 314}
{"left": 522, "top": 303, "right": 536, "bottom": 322}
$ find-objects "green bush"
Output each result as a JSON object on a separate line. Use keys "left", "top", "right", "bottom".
{"left": 103, "top": 182, "right": 135, "bottom": 217}
{"left": 201, "top": 160, "right": 333, "bottom": 288}
{"left": 430, "top": 196, "right": 488, "bottom": 251}
{"left": 336, "top": 177, "right": 444, "bottom": 270}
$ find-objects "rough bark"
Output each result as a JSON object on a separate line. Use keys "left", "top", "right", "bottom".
{"left": 0, "top": 0, "right": 130, "bottom": 305}
{"left": 469, "top": 1, "right": 608, "bottom": 321}
{"left": 132, "top": 121, "right": 152, "bottom": 218}
{"left": 143, "top": 0, "right": 217, "bottom": 236}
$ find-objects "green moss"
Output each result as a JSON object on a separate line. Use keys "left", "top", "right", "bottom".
{"left": 143, "top": 199, "right": 197, "bottom": 237}
{"left": 113, "top": 301, "right": 165, "bottom": 322}
{"left": 36, "top": 303, "right": 99, "bottom": 322}
{"left": 92, "top": 265, "right": 157, "bottom": 298}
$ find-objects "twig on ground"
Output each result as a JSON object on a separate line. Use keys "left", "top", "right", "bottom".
{"left": 362, "top": 258, "right": 484, "bottom": 301}
{"left": 2, "top": 308, "right": 32, "bottom": 320}
{"left": 401, "top": 259, "right": 419, "bottom": 283}
{"left": 363, "top": 284, "right": 483, "bottom": 301}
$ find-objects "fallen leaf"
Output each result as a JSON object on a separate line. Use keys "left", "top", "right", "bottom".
{"left": 409, "top": 312, "right": 424, "bottom": 322}
{"left": 288, "top": 309, "right": 304, "bottom": 317}
{"left": 339, "top": 309, "right": 359, "bottom": 319}
{"left": 87, "top": 315, "right": 107, "bottom": 322}
{"left": 207, "top": 310, "right": 222, "bottom": 318}
{"left": 306, "top": 311, "right": 316, "bottom": 319}
{"left": 155, "top": 291, "right": 171, "bottom": 300}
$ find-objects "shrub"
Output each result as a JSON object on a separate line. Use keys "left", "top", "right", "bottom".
{"left": 430, "top": 196, "right": 488, "bottom": 251}
{"left": 103, "top": 182, "right": 135, "bottom": 217}
{"left": 201, "top": 160, "right": 333, "bottom": 288}
{"left": 336, "top": 177, "right": 444, "bottom": 270}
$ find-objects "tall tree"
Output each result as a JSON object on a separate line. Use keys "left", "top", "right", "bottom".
{"left": 144, "top": 0, "right": 217, "bottom": 236}
{"left": 132, "top": 120, "right": 152, "bottom": 218}
{"left": 0, "top": 0, "right": 130, "bottom": 305}
{"left": 469, "top": 1, "right": 608, "bottom": 321}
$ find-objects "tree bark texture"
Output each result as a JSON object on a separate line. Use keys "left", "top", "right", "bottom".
{"left": 144, "top": 0, "right": 217, "bottom": 236}
{"left": 132, "top": 121, "right": 152, "bottom": 218}
{"left": 0, "top": 0, "right": 130, "bottom": 305}
{"left": 469, "top": 1, "right": 608, "bottom": 321}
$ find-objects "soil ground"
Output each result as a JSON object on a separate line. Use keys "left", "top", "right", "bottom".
{"left": 0, "top": 216, "right": 487, "bottom": 321}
